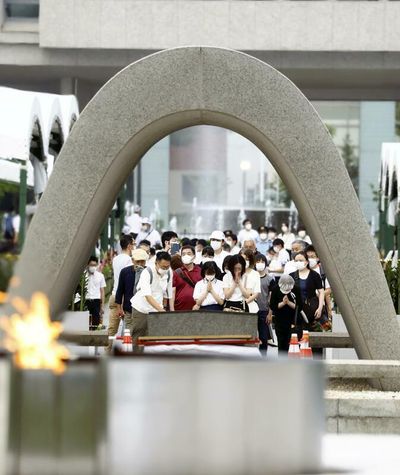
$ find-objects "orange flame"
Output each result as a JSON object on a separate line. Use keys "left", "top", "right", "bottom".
{"left": 0, "top": 292, "right": 69, "bottom": 374}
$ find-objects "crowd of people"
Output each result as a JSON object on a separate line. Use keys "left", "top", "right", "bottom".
{"left": 86, "top": 216, "right": 333, "bottom": 356}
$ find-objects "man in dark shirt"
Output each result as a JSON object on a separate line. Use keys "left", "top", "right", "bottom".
{"left": 172, "top": 245, "right": 202, "bottom": 311}
{"left": 114, "top": 248, "right": 148, "bottom": 337}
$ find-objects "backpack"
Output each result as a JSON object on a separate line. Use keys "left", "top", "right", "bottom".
{"left": 137, "top": 267, "right": 172, "bottom": 297}
{"left": 3, "top": 214, "right": 14, "bottom": 240}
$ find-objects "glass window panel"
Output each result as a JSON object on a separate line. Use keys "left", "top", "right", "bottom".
{"left": 5, "top": 0, "right": 39, "bottom": 19}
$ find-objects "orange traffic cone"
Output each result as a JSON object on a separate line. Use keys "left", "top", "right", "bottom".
{"left": 300, "top": 330, "right": 313, "bottom": 359}
{"left": 288, "top": 333, "right": 300, "bottom": 358}
{"left": 123, "top": 329, "right": 133, "bottom": 352}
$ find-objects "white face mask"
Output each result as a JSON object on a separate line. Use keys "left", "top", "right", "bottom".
{"left": 225, "top": 239, "right": 233, "bottom": 247}
{"left": 205, "top": 274, "right": 215, "bottom": 282}
{"left": 210, "top": 241, "right": 222, "bottom": 251}
{"left": 256, "top": 262, "right": 266, "bottom": 272}
{"left": 202, "top": 257, "right": 213, "bottom": 263}
{"left": 279, "top": 286, "right": 293, "bottom": 295}
{"left": 157, "top": 267, "right": 168, "bottom": 276}
{"left": 273, "top": 246, "right": 280, "bottom": 253}
{"left": 281, "top": 226, "right": 288, "bottom": 233}
{"left": 295, "top": 261, "right": 307, "bottom": 271}
{"left": 88, "top": 266, "right": 96, "bottom": 274}
{"left": 298, "top": 231, "right": 306, "bottom": 238}
{"left": 308, "top": 258, "right": 318, "bottom": 269}
{"left": 245, "top": 223, "right": 252, "bottom": 231}
{"left": 181, "top": 255, "right": 194, "bottom": 265}
{"left": 268, "top": 232, "right": 276, "bottom": 240}
{"left": 259, "top": 233, "right": 267, "bottom": 241}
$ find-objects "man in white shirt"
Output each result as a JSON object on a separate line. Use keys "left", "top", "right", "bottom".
{"left": 278, "top": 222, "right": 296, "bottom": 251}
{"left": 270, "top": 238, "right": 290, "bottom": 275}
{"left": 125, "top": 204, "right": 142, "bottom": 235}
{"left": 209, "top": 230, "right": 229, "bottom": 272}
{"left": 237, "top": 219, "right": 259, "bottom": 245}
{"left": 225, "top": 233, "right": 240, "bottom": 255}
{"left": 130, "top": 251, "right": 173, "bottom": 342}
{"left": 107, "top": 234, "right": 134, "bottom": 352}
{"left": 136, "top": 217, "right": 162, "bottom": 247}
{"left": 283, "top": 240, "right": 307, "bottom": 274}
{"left": 86, "top": 257, "right": 106, "bottom": 330}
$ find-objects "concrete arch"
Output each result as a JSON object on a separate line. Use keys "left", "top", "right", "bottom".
{"left": 7, "top": 47, "right": 400, "bottom": 367}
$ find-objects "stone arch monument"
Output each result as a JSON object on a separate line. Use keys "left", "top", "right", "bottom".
{"left": 8, "top": 46, "right": 400, "bottom": 364}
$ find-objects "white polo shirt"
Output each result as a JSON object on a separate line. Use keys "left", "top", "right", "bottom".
{"left": 130, "top": 265, "right": 173, "bottom": 314}
{"left": 112, "top": 252, "right": 133, "bottom": 295}
{"left": 213, "top": 250, "right": 229, "bottom": 272}
{"left": 193, "top": 278, "right": 224, "bottom": 307}
{"left": 86, "top": 271, "right": 106, "bottom": 300}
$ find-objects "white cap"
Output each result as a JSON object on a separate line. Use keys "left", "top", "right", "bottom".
{"left": 209, "top": 230, "right": 225, "bottom": 241}
{"left": 122, "top": 225, "right": 131, "bottom": 234}
{"left": 141, "top": 217, "right": 151, "bottom": 225}
{"left": 132, "top": 248, "right": 149, "bottom": 261}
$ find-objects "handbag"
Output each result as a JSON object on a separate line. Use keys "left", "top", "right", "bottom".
{"left": 303, "top": 295, "right": 331, "bottom": 332}
{"left": 223, "top": 300, "right": 249, "bottom": 313}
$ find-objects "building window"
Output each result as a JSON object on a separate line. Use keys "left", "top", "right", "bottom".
{"left": 5, "top": 0, "right": 39, "bottom": 19}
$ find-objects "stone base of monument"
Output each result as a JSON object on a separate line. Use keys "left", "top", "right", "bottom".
{"left": 147, "top": 310, "right": 258, "bottom": 338}
{"left": 0, "top": 354, "right": 325, "bottom": 475}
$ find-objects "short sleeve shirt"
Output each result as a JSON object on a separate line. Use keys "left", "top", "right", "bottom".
{"left": 193, "top": 278, "right": 224, "bottom": 306}
{"left": 86, "top": 270, "right": 106, "bottom": 299}
{"left": 173, "top": 265, "right": 203, "bottom": 310}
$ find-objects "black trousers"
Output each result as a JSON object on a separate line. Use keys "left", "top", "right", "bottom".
{"left": 87, "top": 299, "right": 101, "bottom": 330}
{"left": 257, "top": 310, "right": 271, "bottom": 351}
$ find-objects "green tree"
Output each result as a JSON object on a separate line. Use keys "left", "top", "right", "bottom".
{"left": 340, "top": 133, "right": 359, "bottom": 194}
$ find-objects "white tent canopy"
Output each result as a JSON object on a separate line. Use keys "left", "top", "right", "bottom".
{"left": 380, "top": 143, "right": 400, "bottom": 226}
{"left": 0, "top": 86, "right": 79, "bottom": 193}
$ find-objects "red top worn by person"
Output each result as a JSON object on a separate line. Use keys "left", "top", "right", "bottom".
{"left": 172, "top": 245, "right": 202, "bottom": 311}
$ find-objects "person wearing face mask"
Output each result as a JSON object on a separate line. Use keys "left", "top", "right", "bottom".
{"left": 225, "top": 233, "right": 240, "bottom": 255}
{"left": 222, "top": 254, "right": 251, "bottom": 312}
{"left": 278, "top": 222, "right": 296, "bottom": 251}
{"left": 171, "top": 245, "right": 203, "bottom": 311}
{"left": 239, "top": 249, "right": 261, "bottom": 314}
{"left": 270, "top": 274, "right": 301, "bottom": 353}
{"left": 111, "top": 249, "right": 149, "bottom": 350}
{"left": 135, "top": 217, "right": 161, "bottom": 248}
{"left": 86, "top": 256, "right": 106, "bottom": 331}
{"left": 255, "top": 226, "right": 270, "bottom": 256}
{"left": 194, "top": 239, "right": 207, "bottom": 264}
{"left": 271, "top": 238, "right": 290, "bottom": 274}
{"left": 296, "top": 226, "right": 312, "bottom": 244}
{"left": 130, "top": 251, "right": 173, "bottom": 342}
{"left": 242, "top": 239, "right": 257, "bottom": 254}
{"left": 107, "top": 234, "right": 135, "bottom": 350}
{"left": 193, "top": 261, "right": 224, "bottom": 311}
{"left": 266, "top": 227, "right": 277, "bottom": 247}
{"left": 209, "top": 230, "right": 229, "bottom": 272}
{"left": 237, "top": 218, "right": 259, "bottom": 246}
{"left": 267, "top": 248, "right": 282, "bottom": 279}
{"left": 255, "top": 253, "right": 276, "bottom": 353}
{"left": 289, "top": 251, "right": 325, "bottom": 334}
{"left": 283, "top": 240, "right": 307, "bottom": 274}
{"left": 305, "top": 245, "right": 332, "bottom": 322}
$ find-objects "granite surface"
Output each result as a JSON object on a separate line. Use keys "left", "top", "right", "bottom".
{"left": 5, "top": 46, "right": 400, "bottom": 388}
